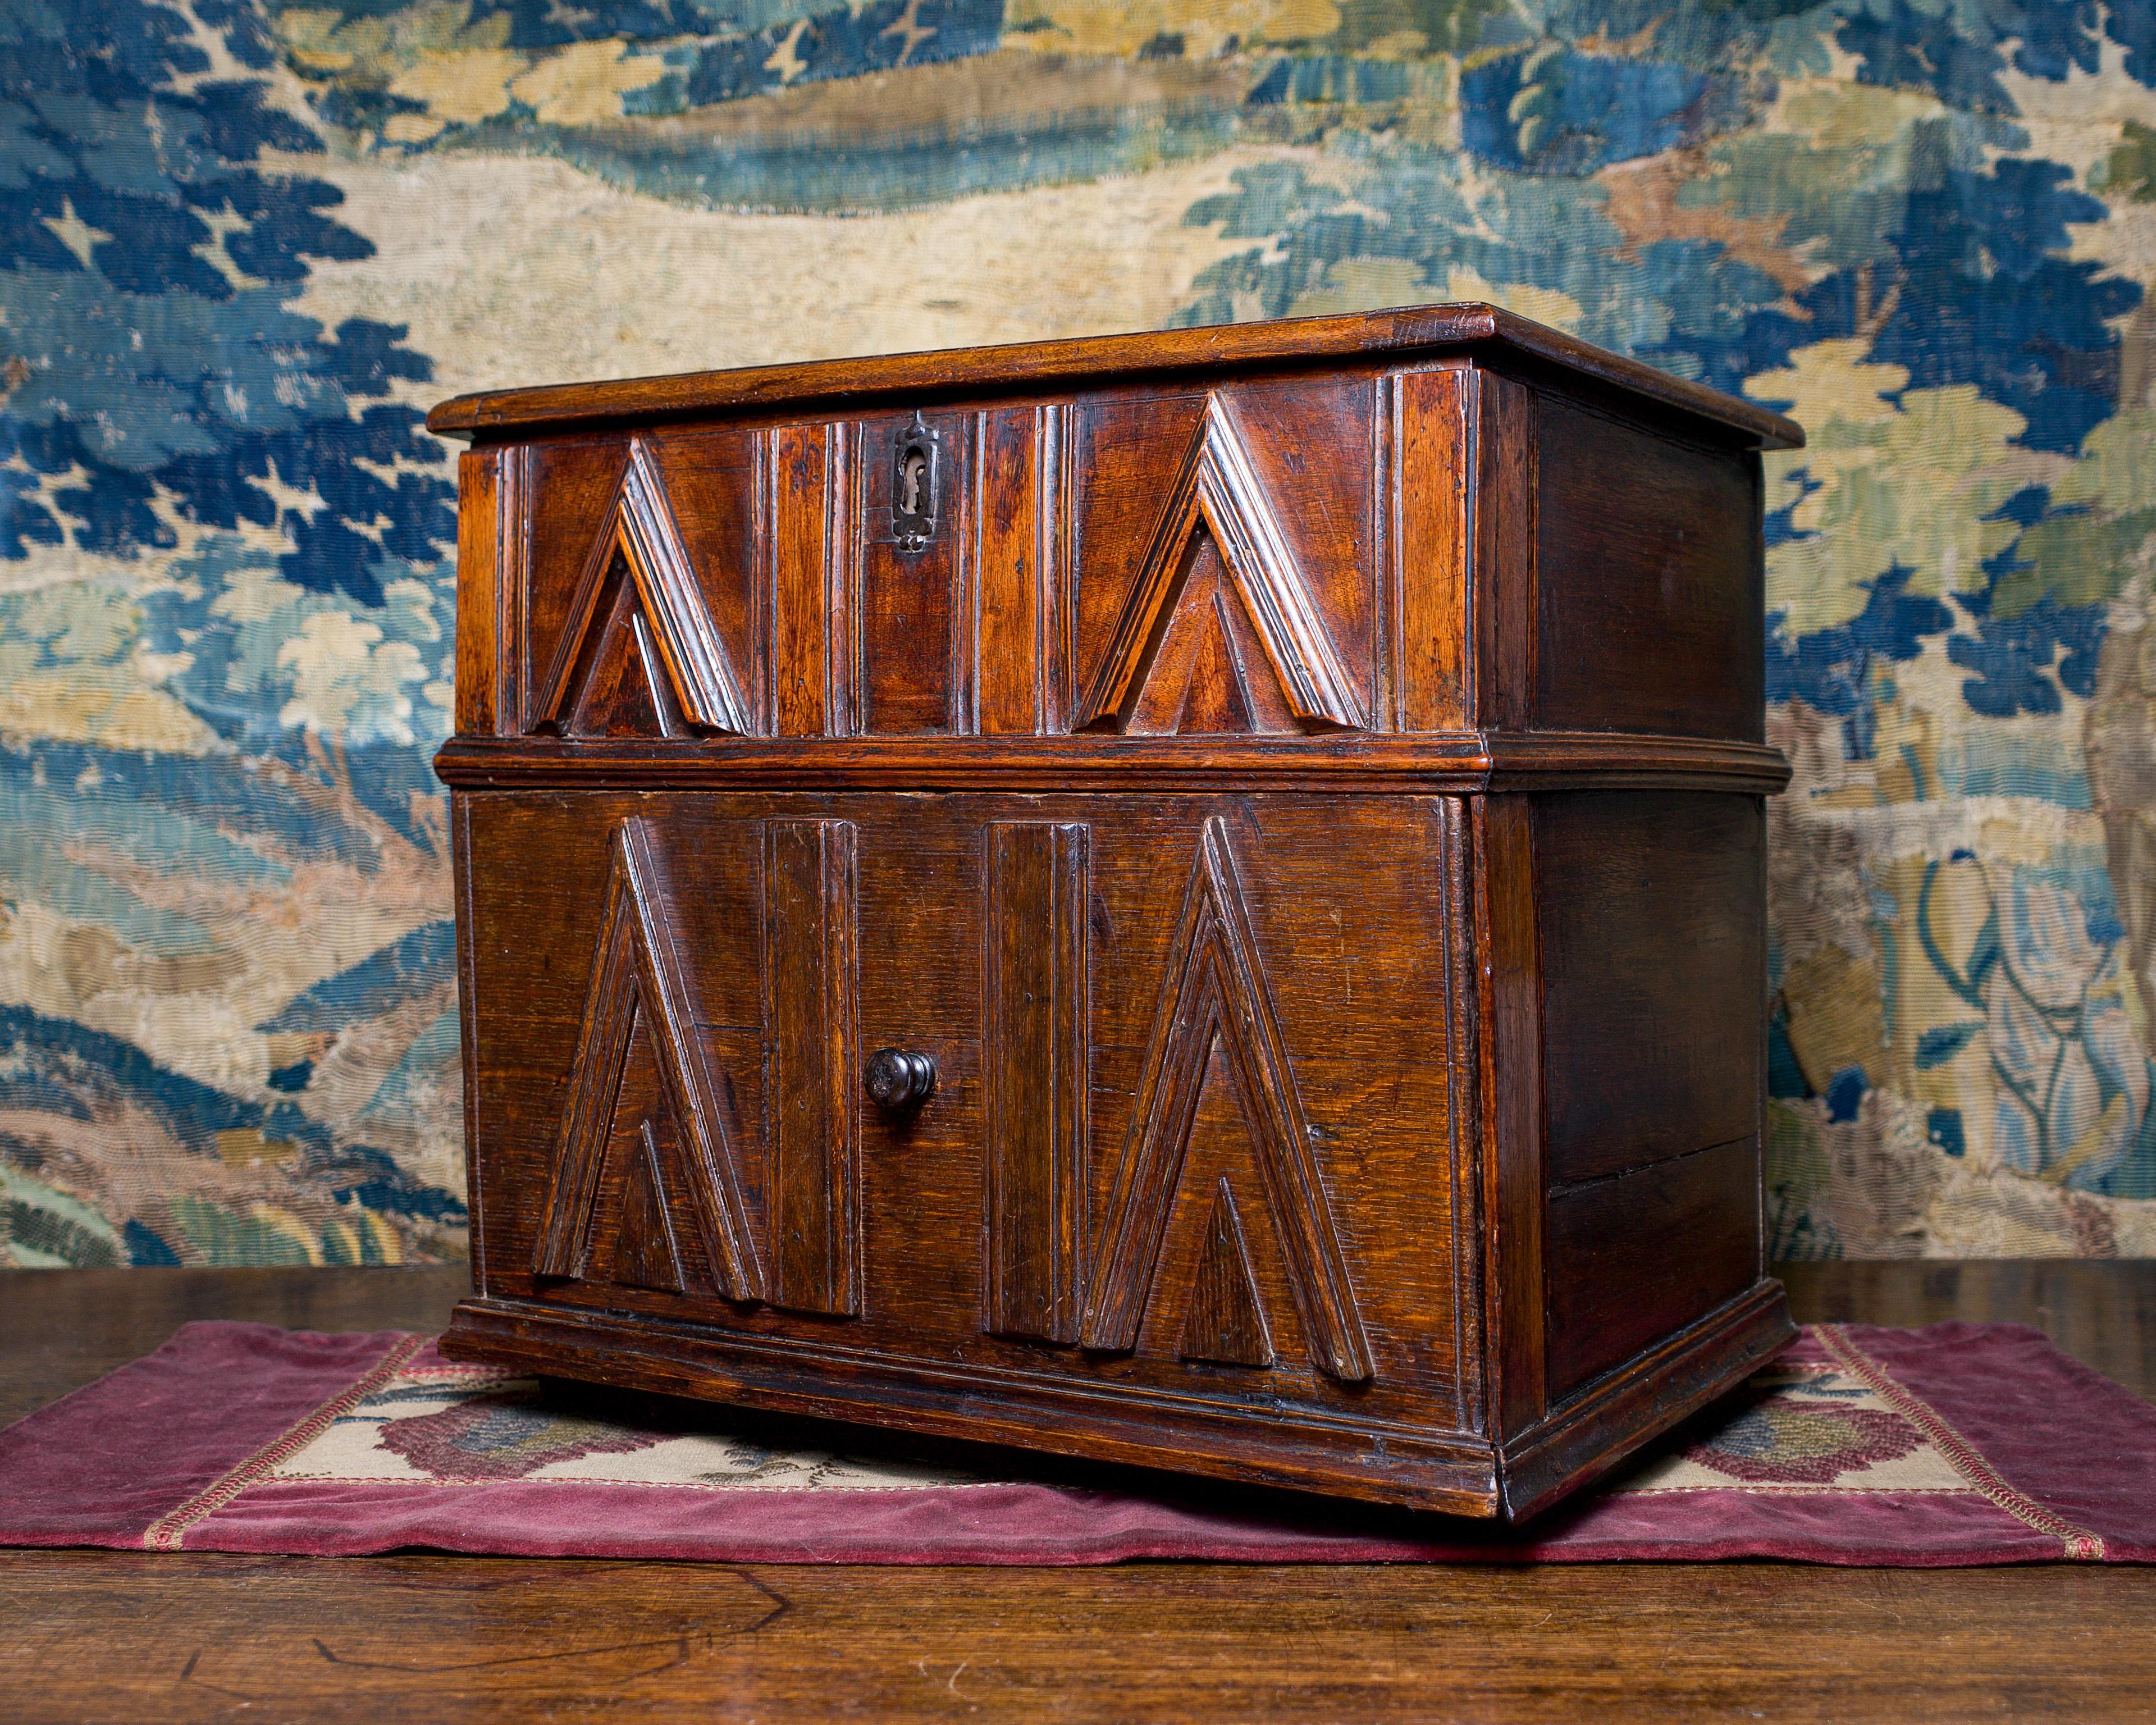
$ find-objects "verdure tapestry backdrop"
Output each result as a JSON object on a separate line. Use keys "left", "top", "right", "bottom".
{"left": 4, "top": 0, "right": 2156, "bottom": 1267}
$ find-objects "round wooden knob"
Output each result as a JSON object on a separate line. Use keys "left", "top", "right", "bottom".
{"left": 865, "top": 1048, "right": 937, "bottom": 1113}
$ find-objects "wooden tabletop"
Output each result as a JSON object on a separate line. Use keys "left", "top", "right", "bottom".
{"left": 3, "top": 1261, "right": 2151, "bottom": 1722}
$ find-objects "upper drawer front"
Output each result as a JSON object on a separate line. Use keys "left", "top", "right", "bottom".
{"left": 460, "top": 790, "right": 1472, "bottom": 1434}
{"left": 456, "top": 369, "right": 1479, "bottom": 745}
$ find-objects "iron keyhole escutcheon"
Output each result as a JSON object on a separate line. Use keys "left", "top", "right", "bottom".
{"left": 892, "top": 410, "right": 939, "bottom": 551}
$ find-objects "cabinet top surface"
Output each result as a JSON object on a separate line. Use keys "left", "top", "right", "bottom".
{"left": 427, "top": 302, "right": 1805, "bottom": 451}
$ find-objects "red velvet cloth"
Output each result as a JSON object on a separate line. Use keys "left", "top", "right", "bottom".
{"left": 2, "top": 1320, "right": 2150, "bottom": 1564}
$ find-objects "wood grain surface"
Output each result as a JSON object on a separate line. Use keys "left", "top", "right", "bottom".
{"left": 2, "top": 1262, "right": 2150, "bottom": 1724}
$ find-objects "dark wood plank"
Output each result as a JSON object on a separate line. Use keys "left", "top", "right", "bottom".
{"left": 974, "top": 406, "right": 1045, "bottom": 736}
{"left": 856, "top": 408, "right": 966, "bottom": 736}
{"left": 2, "top": 1547, "right": 2151, "bottom": 1724}
{"left": 1472, "top": 370, "right": 1536, "bottom": 732}
{"left": 435, "top": 731, "right": 1788, "bottom": 795}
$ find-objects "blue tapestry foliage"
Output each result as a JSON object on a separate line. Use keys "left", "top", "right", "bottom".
{"left": 0, "top": 0, "right": 454, "bottom": 604}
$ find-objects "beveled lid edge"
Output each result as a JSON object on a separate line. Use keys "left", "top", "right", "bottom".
{"left": 427, "top": 303, "right": 1805, "bottom": 451}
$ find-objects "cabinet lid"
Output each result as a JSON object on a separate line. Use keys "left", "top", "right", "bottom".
{"left": 427, "top": 302, "right": 1804, "bottom": 452}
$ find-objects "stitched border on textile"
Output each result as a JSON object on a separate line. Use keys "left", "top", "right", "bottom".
{"left": 140, "top": 1332, "right": 430, "bottom": 1551}
{"left": 1814, "top": 1324, "right": 2107, "bottom": 1560}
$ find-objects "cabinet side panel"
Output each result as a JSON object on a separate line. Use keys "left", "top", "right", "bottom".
{"left": 1538, "top": 792, "right": 1765, "bottom": 1186}
{"left": 1536, "top": 788, "right": 1769, "bottom": 1403}
{"left": 1532, "top": 394, "right": 1762, "bottom": 741}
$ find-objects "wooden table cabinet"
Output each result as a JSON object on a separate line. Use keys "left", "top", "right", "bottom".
{"left": 430, "top": 304, "right": 1803, "bottom": 1519}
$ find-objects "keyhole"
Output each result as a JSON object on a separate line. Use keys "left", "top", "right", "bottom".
{"left": 899, "top": 449, "right": 926, "bottom": 517}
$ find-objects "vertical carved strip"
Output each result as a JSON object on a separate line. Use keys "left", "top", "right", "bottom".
{"left": 1047, "top": 403, "right": 1076, "bottom": 733}
{"left": 828, "top": 422, "right": 862, "bottom": 737}
{"left": 984, "top": 820, "right": 1091, "bottom": 1343}
{"left": 501, "top": 445, "right": 531, "bottom": 732}
{"left": 1397, "top": 367, "right": 1472, "bottom": 733}
{"left": 951, "top": 412, "right": 983, "bottom": 733}
{"left": 454, "top": 448, "right": 501, "bottom": 736}
{"left": 1436, "top": 794, "right": 1483, "bottom": 1434}
{"left": 453, "top": 796, "right": 488, "bottom": 1293}
{"left": 1477, "top": 795, "right": 1545, "bottom": 1432}
{"left": 770, "top": 424, "right": 831, "bottom": 736}
{"left": 975, "top": 407, "right": 1041, "bottom": 735}
{"left": 764, "top": 819, "right": 861, "bottom": 1315}
{"left": 1370, "top": 376, "right": 1397, "bottom": 734}
{"left": 1473, "top": 372, "right": 1537, "bottom": 732}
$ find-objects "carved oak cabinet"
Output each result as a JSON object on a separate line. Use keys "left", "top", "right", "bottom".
{"left": 430, "top": 305, "right": 1803, "bottom": 1519}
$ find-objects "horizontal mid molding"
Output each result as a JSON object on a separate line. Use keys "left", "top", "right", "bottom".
{"left": 432, "top": 732, "right": 1791, "bottom": 795}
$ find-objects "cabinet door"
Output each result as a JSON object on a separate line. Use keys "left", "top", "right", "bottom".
{"left": 460, "top": 790, "right": 1474, "bottom": 1434}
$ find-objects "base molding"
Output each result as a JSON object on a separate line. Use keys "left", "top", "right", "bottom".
{"left": 1498, "top": 1278, "right": 1796, "bottom": 1520}
{"left": 441, "top": 1296, "right": 1504, "bottom": 1517}
{"left": 441, "top": 1278, "right": 1796, "bottom": 1522}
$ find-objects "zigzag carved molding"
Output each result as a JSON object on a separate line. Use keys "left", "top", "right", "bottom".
{"left": 531, "top": 818, "right": 765, "bottom": 1302}
{"left": 1079, "top": 817, "right": 1373, "bottom": 1382}
{"left": 531, "top": 439, "right": 753, "bottom": 737}
{"left": 1075, "top": 395, "right": 1365, "bottom": 736}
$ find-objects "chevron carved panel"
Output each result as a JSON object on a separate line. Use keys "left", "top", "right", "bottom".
{"left": 531, "top": 818, "right": 764, "bottom": 1302}
{"left": 1076, "top": 395, "right": 1365, "bottom": 737}
{"left": 1080, "top": 818, "right": 1373, "bottom": 1382}
{"left": 531, "top": 438, "right": 753, "bottom": 738}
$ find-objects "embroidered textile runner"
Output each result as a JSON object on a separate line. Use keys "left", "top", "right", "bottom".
{"left": 3, "top": 1321, "right": 2150, "bottom": 1564}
